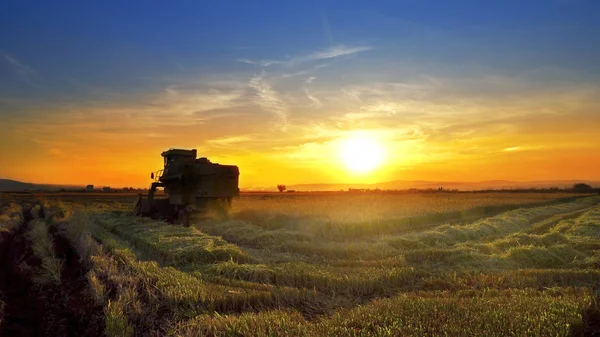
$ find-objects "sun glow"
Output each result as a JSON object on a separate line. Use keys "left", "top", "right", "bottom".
{"left": 338, "top": 133, "right": 386, "bottom": 173}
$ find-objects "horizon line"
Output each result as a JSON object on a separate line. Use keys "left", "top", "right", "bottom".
{"left": 2, "top": 177, "right": 600, "bottom": 190}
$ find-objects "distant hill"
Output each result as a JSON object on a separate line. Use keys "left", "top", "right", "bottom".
{"left": 0, "top": 179, "right": 83, "bottom": 192}
{"left": 249, "top": 180, "right": 600, "bottom": 192}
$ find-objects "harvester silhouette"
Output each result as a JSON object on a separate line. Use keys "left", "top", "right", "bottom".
{"left": 134, "top": 149, "right": 239, "bottom": 226}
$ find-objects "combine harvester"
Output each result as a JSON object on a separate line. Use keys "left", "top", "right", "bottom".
{"left": 134, "top": 148, "right": 240, "bottom": 226}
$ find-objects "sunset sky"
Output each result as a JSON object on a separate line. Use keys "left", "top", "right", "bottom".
{"left": 1, "top": 0, "right": 600, "bottom": 188}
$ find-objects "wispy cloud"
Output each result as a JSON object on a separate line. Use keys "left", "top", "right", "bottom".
{"left": 281, "top": 63, "right": 329, "bottom": 78}
{"left": 3, "top": 53, "right": 35, "bottom": 75}
{"left": 237, "top": 58, "right": 283, "bottom": 67}
{"left": 207, "top": 135, "right": 254, "bottom": 147}
{"left": 2, "top": 52, "right": 43, "bottom": 88}
{"left": 503, "top": 146, "right": 522, "bottom": 152}
{"left": 157, "top": 86, "right": 246, "bottom": 116}
{"left": 248, "top": 73, "right": 288, "bottom": 123}
{"left": 303, "top": 76, "right": 322, "bottom": 108}
{"left": 502, "top": 145, "right": 547, "bottom": 153}
{"left": 291, "top": 45, "right": 372, "bottom": 64}
{"left": 238, "top": 45, "right": 372, "bottom": 69}
{"left": 320, "top": 10, "right": 334, "bottom": 45}
{"left": 281, "top": 70, "right": 310, "bottom": 78}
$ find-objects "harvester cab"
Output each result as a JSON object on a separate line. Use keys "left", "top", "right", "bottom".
{"left": 134, "top": 148, "right": 240, "bottom": 227}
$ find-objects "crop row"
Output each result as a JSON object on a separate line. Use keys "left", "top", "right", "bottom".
{"left": 388, "top": 196, "right": 600, "bottom": 250}
{"left": 171, "top": 287, "right": 595, "bottom": 337}
{"left": 92, "top": 211, "right": 252, "bottom": 266}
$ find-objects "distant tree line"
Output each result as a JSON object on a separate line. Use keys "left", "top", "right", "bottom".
{"left": 342, "top": 183, "right": 599, "bottom": 194}
{"left": 14, "top": 183, "right": 597, "bottom": 195}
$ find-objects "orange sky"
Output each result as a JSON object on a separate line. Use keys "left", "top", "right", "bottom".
{"left": 2, "top": 10, "right": 600, "bottom": 189}
{"left": 2, "top": 79, "right": 600, "bottom": 188}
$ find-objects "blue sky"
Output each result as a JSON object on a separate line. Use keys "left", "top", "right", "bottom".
{"left": 1, "top": 0, "right": 600, "bottom": 186}
{"left": 2, "top": 0, "right": 599, "bottom": 95}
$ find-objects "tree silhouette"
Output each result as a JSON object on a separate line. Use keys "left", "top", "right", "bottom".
{"left": 572, "top": 183, "right": 593, "bottom": 191}
{"left": 277, "top": 184, "right": 286, "bottom": 192}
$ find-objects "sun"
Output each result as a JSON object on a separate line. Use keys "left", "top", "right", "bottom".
{"left": 338, "top": 134, "right": 386, "bottom": 173}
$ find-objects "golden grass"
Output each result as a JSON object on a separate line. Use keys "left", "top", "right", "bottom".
{"left": 171, "top": 288, "right": 594, "bottom": 337}
{"left": 232, "top": 192, "right": 586, "bottom": 222}
{"left": 0, "top": 202, "right": 23, "bottom": 235}
{"left": 3, "top": 192, "right": 599, "bottom": 336}
{"left": 26, "top": 218, "right": 63, "bottom": 285}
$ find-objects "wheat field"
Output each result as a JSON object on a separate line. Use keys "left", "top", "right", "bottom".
{"left": 0, "top": 191, "right": 599, "bottom": 336}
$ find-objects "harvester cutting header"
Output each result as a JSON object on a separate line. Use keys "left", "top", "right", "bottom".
{"left": 134, "top": 148, "right": 240, "bottom": 226}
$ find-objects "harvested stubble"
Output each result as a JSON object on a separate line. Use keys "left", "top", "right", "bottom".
{"left": 4, "top": 192, "right": 600, "bottom": 336}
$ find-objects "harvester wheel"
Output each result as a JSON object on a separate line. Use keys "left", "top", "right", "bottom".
{"left": 179, "top": 208, "right": 191, "bottom": 227}
{"left": 222, "top": 198, "right": 232, "bottom": 219}
{"left": 212, "top": 198, "right": 232, "bottom": 220}
{"left": 133, "top": 197, "right": 142, "bottom": 216}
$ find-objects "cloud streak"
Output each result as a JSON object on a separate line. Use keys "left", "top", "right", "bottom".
{"left": 3, "top": 53, "right": 36, "bottom": 76}
{"left": 1, "top": 52, "right": 43, "bottom": 88}
{"left": 207, "top": 135, "right": 254, "bottom": 147}
{"left": 303, "top": 76, "right": 322, "bottom": 108}
{"left": 291, "top": 45, "right": 372, "bottom": 64}
{"left": 237, "top": 58, "right": 283, "bottom": 67}
{"left": 248, "top": 73, "right": 288, "bottom": 124}
{"left": 238, "top": 45, "right": 372, "bottom": 69}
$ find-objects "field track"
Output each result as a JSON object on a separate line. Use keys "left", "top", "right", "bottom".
{"left": 1, "top": 191, "right": 600, "bottom": 336}
{"left": 0, "top": 201, "right": 104, "bottom": 336}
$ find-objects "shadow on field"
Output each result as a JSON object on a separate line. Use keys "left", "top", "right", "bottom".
{"left": 571, "top": 297, "right": 600, "bottom": 337}
{"left": 0, "top": 204, "right": 43, "bottom": 336}
{"left": 0, "top": 203, "right": 104, "bottom": 337}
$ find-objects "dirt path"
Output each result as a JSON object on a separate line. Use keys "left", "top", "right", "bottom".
{"left": 0, "top": 204, "right": 104, "bottom": 336}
